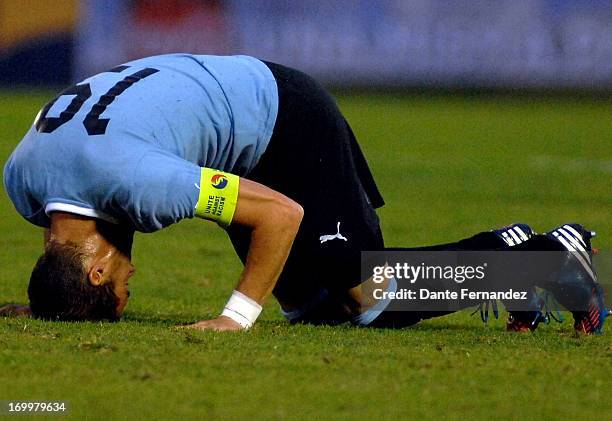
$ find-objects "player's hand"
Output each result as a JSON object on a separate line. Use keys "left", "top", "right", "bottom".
{"left": 182, "top": 315, "right": 244, "bottom": 332}
{"left": 0, "top": 303, "right": 32, "bottom": 317}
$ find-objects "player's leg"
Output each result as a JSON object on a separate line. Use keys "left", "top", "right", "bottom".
{"left": 228, "top": 61, "right": 536, "bottom": 328}
{"left": 237, "top": 62, "right": 539, "bottom": 327}
{"left": 354, "top": 223, "right": 543, "bottom": 329}
{"left": 226, "top": 61, "right": 609, "bottom": 332}
{"left": 366, "top": 224, "right": 609, "bottom": 333}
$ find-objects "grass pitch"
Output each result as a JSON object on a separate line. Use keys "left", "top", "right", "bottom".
{"left": 1, "top": 90, "right": 611, "bottom": 420}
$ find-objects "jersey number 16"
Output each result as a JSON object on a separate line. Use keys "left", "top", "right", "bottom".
{"left": 35, "top": 66, "right": 159, "bottom": 135}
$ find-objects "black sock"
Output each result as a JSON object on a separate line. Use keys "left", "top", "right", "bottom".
{"left": 365, "top": 230, "right": 547, "bottom": 328}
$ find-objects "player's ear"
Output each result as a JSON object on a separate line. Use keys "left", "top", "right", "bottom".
{"left": 87, "top": 255, "right": 112, "bottom": 286}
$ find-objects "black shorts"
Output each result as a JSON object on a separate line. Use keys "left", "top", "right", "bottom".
{"left": 227, "top": 61, "right": 385, "bottom": 312}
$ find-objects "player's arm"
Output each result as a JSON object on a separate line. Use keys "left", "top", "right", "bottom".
{"left": 186, "top": 170, "right": 303, "bottom": 331}
{"left": 230, "top": 178, "right": 304, "bottom": 301}
{"left": 0, "top": 304, "right": 32, "bottom": 317}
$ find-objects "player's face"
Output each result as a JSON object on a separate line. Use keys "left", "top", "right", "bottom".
{"left": 108, "top": 249, "right": 135, "bottom": 317}
{"left": 95, "top": 222, "right": 135, "bottom": 317}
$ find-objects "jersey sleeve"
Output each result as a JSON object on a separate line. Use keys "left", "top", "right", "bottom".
{"left": 127, "top": 150, "right": 202, "bottom": 232}
{"left": 3, "top": 150, "right": 51, "bottom": 228}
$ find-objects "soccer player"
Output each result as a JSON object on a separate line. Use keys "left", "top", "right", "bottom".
{"left": 1, "top": 54, "right": 608, "bottom": 333}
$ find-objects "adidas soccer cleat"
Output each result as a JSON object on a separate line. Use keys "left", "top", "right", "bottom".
{"left": 545, "top": 224, "right": 609, "bottom": 334}
{"left": 573, "top": 284, "right": 610, "bottom": 334}
{"left": 493, "top": 223, "right": 543, "bottom": 330}
{"left": 493, "top": 223, "right": 535, "bottom": 247}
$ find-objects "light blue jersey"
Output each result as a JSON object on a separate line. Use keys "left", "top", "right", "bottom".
{"left": 3, "top": 54, "right": 278, "bottom": 232}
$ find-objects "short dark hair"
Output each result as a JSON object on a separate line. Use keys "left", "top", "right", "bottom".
{"left": 28, "top": 241, "right": 119, "bottom": 321}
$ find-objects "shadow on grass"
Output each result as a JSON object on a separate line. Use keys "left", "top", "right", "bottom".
{"left": 121, "top": 312, "right": 193, "bottom": 325}
{"left": 120, "top": 311, "right": 497, "bottom": 333}
{"left": 3, "top": 307, "right": 499, "bottom": 334}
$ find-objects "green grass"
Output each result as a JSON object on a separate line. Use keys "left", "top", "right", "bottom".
{"left": 1, "top": 90, "right": 611, "bottom": 420}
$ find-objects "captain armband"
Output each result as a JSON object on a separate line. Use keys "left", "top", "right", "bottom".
{"left": 194, "top": 168, "right": 240, "bottom": 226}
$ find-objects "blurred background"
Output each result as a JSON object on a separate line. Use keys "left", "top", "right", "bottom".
{"left": 2, "top": 0, "right": 612, "bottom": 89}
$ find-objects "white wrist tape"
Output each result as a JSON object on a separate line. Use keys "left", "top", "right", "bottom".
{"left": 221, "top": 290, "right": 263, "bottom": 329}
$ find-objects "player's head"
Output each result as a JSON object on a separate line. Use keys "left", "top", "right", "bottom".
{"left": 28, "top": 222, "right": 135, "bottom": 321}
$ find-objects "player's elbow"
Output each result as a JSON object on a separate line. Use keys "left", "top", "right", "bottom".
{"left": 275, "top": 197, "right": 303, "bottom": 232}
{"left": 232, "top": 178, "right": 303, "bottom": 231}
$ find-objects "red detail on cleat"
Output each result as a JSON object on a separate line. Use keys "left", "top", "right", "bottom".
{"left": 575, "top": 312, "right": 601, "bottom": 335}
{"left": 507, "top": 319, "right": 533, "bottom": 332}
